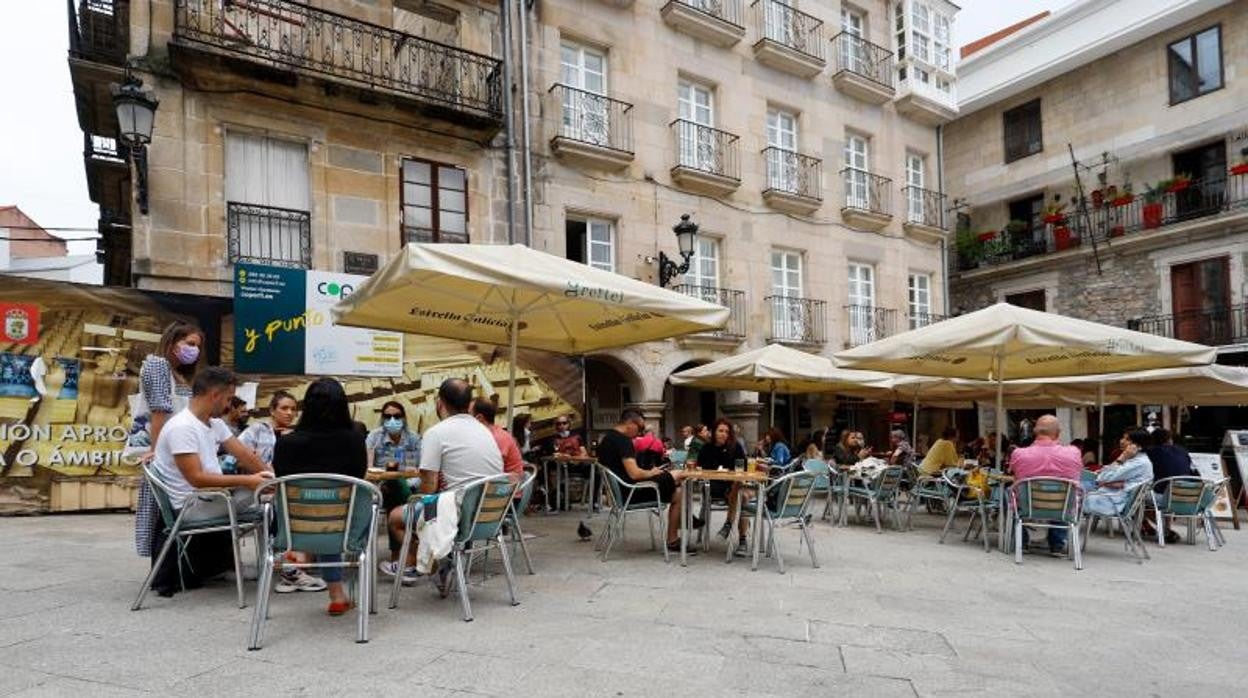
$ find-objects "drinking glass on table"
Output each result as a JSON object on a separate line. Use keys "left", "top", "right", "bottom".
{"left": 733, "top": 458, "right": 745, "bottom": 472}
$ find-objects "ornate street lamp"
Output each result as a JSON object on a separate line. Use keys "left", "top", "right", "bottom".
{"left": 111, "top": 73, "right": 159, "bottom": 215}
{"left": 658, "top": 213, "right": 698, "bottom": 288}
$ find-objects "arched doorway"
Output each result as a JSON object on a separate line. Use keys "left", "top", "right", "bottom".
{"left": 665, "top": 360, "right": 717, "bottom": 438}
{"left": 583, "top": 355, "right": 643, "bottom": 444}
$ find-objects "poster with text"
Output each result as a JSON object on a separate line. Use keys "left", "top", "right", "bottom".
{"left": 304, "top": 270, "right": 402, "bottom": 376}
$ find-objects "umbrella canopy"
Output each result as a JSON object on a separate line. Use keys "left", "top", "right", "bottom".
{"left": 1013, "top": 365, "right": 1248, "bottom": 407}
{"left": 331, "top": 243, "right": 730, "bottom": 353}
{"left": 668, "top": 343, "right": 896, "bottom": 395}
{"left": 833, "top": 302, "right": 1216, "bottom": 380}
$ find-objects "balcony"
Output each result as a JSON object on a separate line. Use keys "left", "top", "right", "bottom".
{"left": 908, "top": 311, "right": 947, "bottom": 331}
{"left": 895, "top": 71, "right": 958, "bottom": 125}
{"left": 901, "top": 186, "right": 946, "bottom": 243}
{"left": 67, "top": 0, "right": 130, "bottom": 137}
{"left": 830, "top": 32, "right": 894, "bottom": 104}
{"left": 660, "top": 0, "right": 746, "bottom": 48}
{"left": 170, "top": 0, "right": 503, "bottom": 135}
{"left": 548, "top": 85, "right": 634, "bottom": 171}
{"left": 670, "top": 120, "right": 741, "bottom": 196}
{"left": 762, "top": 148, "right": 822, "bottom": 214}
{"left": 750, "top": 1, "right": 825, "bottom": 78}
{"left": 956, "top": 174, "right": 1248, "bottom": 272}
{"left": 227, "top": 202, "right": 312, "bottom": 269}
{"left": 1129, "top": 305, "right": 1248, "bottom": 348}
{"left": 840, "top": 169, "right": 893, "bottom": 231}
{"left": 845, "top": 305, "right": 899, "bottom": 347}
{"left": 672, "top": 284, "right": 747, "bottom": 345}
{"left": 766, "top": 296, "right": 827, "bottom": 346}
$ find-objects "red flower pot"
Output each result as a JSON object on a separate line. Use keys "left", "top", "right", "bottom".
{"left": 1166, "top": 179, "right": 1190, "bottom": 193}
{"left": 1043, "top": 213, "right": 1066, "bottom": 225}
{"left": 1231, "top": 164, "right": 1248, "bottom": 176}
{"left": 1111, "top": 195, "right": 1134, "bottom": 207}
{"left": 1053, "top": 226, "right": 1076, "bottom": 250}
{"left": 1110, "top": 225, "right": 1125, "bottom": 238}
{"left": 1143, "top": 202, "right": 1163, "bottom": 229}
{"left": 977, "top": 231, "right": 997, "bottom": 243}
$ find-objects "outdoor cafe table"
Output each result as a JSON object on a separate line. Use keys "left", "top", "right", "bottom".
{"left": 365, "top": 468, "right": 421, "bottom": 482}
{"left": 541, "top": 455, "right": 599, "bottom": 513}
{"left": 680, "top": 469, "right": 770, "bottom": 569}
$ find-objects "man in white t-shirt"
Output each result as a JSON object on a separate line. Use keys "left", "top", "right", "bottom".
{"left": 386, "top": 378, "right": 502, "bottom": 576}
{"left": 152, "top": 367, "right": 270, "bottom": 523}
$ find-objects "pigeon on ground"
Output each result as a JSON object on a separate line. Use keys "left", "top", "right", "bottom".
{"left": 577, "top": 520, "right": 593, "bottom": 541}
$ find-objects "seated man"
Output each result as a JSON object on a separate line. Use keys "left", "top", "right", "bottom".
{"left": 919, "top": 427, "right": 962, "bottom": 476}
{"left": 388, "top": 379, "right": 503, "bottom": 584}
{"left": 1143, "top": 428, "right": 1195, "bottom": 543}
{"left": 471, "top": 397, "right": 524, "bottom": 493}
{"left": 1007, "top": 415, "right": 1082, "bottom": 554}
{"left": 150, "top": 367, "right": 274, "bottom": 592}
{"left": 599, "top": 409, "right": 700, "bottom": 554}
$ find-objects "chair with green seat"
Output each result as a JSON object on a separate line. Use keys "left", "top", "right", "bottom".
{"left": 1008, "top": 477, "right": 1083, "bottom": 570}
{"left": 503, "top": 466, "right": 539, "bottom": 574}
{"left": 1155, "top": 476, "right": 1226, "bottom": 550}
{"left": 937, "top": 469, "right": 999, "bottom": 552}
{"left": 1081, "top": 479, "right": 1152, "bottom": 562}
{"left": 905, "top": 465, "right": 956, "bottom": 529}
{"left": 248, "top": 474, "right": 382, "bottom": 649}
{"left": 846, "top": 466, "right": 906, "bottom": 532}
{"left": 595, "top": 463, "right": 670, "bottom": 563}
{"left": 442, "top": 474, "right": 521, "bottom": 622}
{"left": 132, "top": 461, "right": 262, "bottom": 611}
{"left": 739, "top": 470, "right": 819, "bottom": 573}
{"left": 801, "top": 458, "right": 836, "bottom": 521}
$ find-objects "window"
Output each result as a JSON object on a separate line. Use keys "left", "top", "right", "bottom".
{"left": 677, "top": 80, "right": 715, "bottom": 170}
{"left": 560, "top": 42, "right": 608, "bottom": 145}
{"left": 843, "top": 133, "right": 870, "bottom": 209}
{"left": 911, "top": 2, "right": 930, "bottom": 63}
{"left": 1003, "top": 99, "right": 1042, "bottom": 163}
{"left": 1006, "top": 194, "right": 1044, "bottom": 256}
{"left": 847, "top": 263, "right": 876, "bottom": 345}
{"left": 908, "top": 273, "right": 931, "bottom": 329}
{"left": 841, "top": 6, "right": 866, "bottom": 72}
{"left": 1172, "top": 140, "right": 1228, "bottom": 218}
{"left": 771, "top": 251, "right": 805, "bottom": 340}
{"left": 1168, "top": 26, "right": 1222, "bottom": 104}
{"left": 1005, "top": 290, "right": 1046, "bottom": 312}
{"left": 684, "top": 238, "right": 721, "bottom": 305}
{"left": 402, "top": 159, "right": 468, "bottom": 244}
{"left": 764, "top": 0, "right": 797, "bottom": 48}
{"left": 565, "top": 216, "right": 614, "bottom": 272}
{"left": 224, "top": 132, "right": 311, "bottom": 268}
{"left": 1007, "top": 194, "right": 1044, "bottom": 234}
{"left": 766, "top": 109, "right": 799, "bottom": 192}
{"left": 905, "top": 152, "right": 925, "bottom": 222}
{"left": 933, "top": 12, "right": 951, "bottom": 70}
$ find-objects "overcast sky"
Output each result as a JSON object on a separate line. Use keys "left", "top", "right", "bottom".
{"left": 0, "top": 0, "right": 1078, "bottom": 249}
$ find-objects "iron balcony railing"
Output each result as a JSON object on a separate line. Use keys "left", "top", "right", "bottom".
{"left": 841, "top": 169, "right": 892, "bottom": 216}
{"left": 83, "top": 133, "right": 128, "bottom": 163}
{"left": 766, "top": 295, "right": 827, "bottom": 344}
{"left": 908, "top": 311, "right": 947, "bottom": 331}
{"left": 173, "top": 0, "right": 503, "bottom": 121}
{"left": 1128, "top": 305, "right": 1248, "bottom": 347}
{"left": 831, "top": 32, "right": 894, "bottom": 88}
{"left": 959, "top": 173, "right": 1248, "bottom": 271}
{"left": 549, "top": 84, "right": 634, "bottom": 154}
{"left": 763, "top": 147, "right": 822, "bottom": 201}
{"left": 751, "top": 0, "right": 825, "bottom": 61}
{"left": 68, "top": 0, "right": 129, "bottom": 64}
{"left": 227, "top": 202, "right": 312, "bottom": 269}
{"left": 672, "top": 284, "right": 747, "bottom": 340}
{"left": 666, "top": 0, "right": 745, "bottom": 29}
{"left": 672, "top": 120, "right": 741, "bottom": 181}
{"left": 845, "top": 305, "right": 898, "bottom": 347}
{"left": 903, "top": 185, "right": 945, "bottom": 229}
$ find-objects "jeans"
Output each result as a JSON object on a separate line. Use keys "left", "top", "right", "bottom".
{"left": 319, "top": 554, "right": 343, "bottom": 583}
{"left": 180, "top": 487, "right": 258, "bottom": 524}
{"left": 1022, "top": 522, "right": 1068, "bottom": 551}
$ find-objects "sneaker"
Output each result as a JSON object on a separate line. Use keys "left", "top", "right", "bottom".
{"left": 667, "top": 540, "right": 695, "bottom": 556}
{"left": 734, "top": 539, "right": 751, "bottom": 558}
{"left": 274, "top": 568, "right": 327, "bottom": 593}
{"left": 400, "top": 566, "right": 422, "bottom": 586}
{"left": 717, "top": 521, "right": 733, "bottom": 539}
{"left": 378, "top": 560, "right": 403, "bottom": 577}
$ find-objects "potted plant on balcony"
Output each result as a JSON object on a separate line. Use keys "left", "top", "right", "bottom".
{"left": 1042, "top": 195, "right": 1067, "bottom": 225}
{"left": 1231, "top": 159, "right": 1248, "bottom": 177}
{"left": 1142, "top": 182, "right": 1165, "bottom": 229}
{"left": 1110, "top": 182, "right": 1135, "bottom": 208}
{"left": 1166, "top": 173, "right": 1192, "bottom": 193}
{"left": 956, "top": 229, "right": 984, "bottom": 268}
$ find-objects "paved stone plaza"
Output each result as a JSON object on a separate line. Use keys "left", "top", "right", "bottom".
{"left": 0, "top": 507, "right": 1243, "bottom": 697}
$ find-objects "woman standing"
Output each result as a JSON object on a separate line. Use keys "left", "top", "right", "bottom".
{"left": 272, "top": 377, "right": 367, "bottom": 615}
{"left": 365, "top": 401, "right": 422, "bottom": 578}
{"left": 239, "top": 390, "right": 298, "bottom": 466}
{"left": 132, "top": 321, "right": 204, "bottom": 559}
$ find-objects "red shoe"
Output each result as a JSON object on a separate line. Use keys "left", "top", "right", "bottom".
{"left": 327, "top": 599, "right": 354, "bottom": 616}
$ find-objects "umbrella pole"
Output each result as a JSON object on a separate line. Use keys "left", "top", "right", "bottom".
{"left": 995, "top": 353, "right": 1006, "bottom": 553}
{"left": 912, "top": 387, "right": 921, "bottom": 445}
{"left": 1176, "top": 399, "right": 1184, "bottom": 436}
{"left": 769, "top": 380, "right": 776, "bottom": 431}
{"left": 1097, "top": 383, "right": 1106, "bottom": 464}
{"left": 507, "top": 315, "right": 519, "bottom": 427}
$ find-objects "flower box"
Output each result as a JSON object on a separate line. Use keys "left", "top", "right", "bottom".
{"left": 1166, "top": 178, "right": 1190, "bottom": 193}
{"left": 1142, "top": 202, "right": 1163, "bottom": 229}
{"left": 1110, "top": 195, "right": 1135, "bottom": 207}
{"left": 1231, "top": 163, "right": 1248, "bottom": 176}
{"left": 1043, "top": 213, "right": 1066, "bottom": 225}
{"left": 977, "top": 231, "right": 998, "bottom": 243}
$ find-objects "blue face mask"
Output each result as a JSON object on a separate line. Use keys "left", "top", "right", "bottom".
{"left": 383, "top": 417, "right": 403, "bottom": 434}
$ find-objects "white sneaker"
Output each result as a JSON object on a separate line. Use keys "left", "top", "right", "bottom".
{"left": 400, "top": 566, "right": 422, "bottom": 586}
{"left": 274, "top": 568, "right": 327, "bottom": 593}
{"left": 378, "top": 560, "right": 400, "bottom": 577}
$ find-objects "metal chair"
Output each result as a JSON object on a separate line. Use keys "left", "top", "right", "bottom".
{"left": 247, "top": 474, "right": 382, "bottom": 649}
{"left": 800, "top": 458, "right": 837, "bottom": 521}
{"left": 937, "top": 469, "right": 1000, "bottom": 553}
{"left": 443, "top": 475, "right": 521, "bottom": 622}
{"left": 905, "top": 466, "right": 956, "bottom": 529}
{"left": 595, "top": 464, "right": 670, "bottom": 563}
{"left": 740, "top": 470, "right": 819, "bottom": 573}
{"left": 846, "top": 466, "right": 906, "bottom": 532}
{"left": 504, "top": 467, "right": 539, "bottom": 574}
{"left": 1154, "top": 476, "right": 1227, "bottom": 551}
{"left": 1008, "top": 477, "right": 1083, "bottom": 570}
{"left": 1081, "top": 480, "right": 1152, "bottom": 562}
{"left": 668, "top": 450, "right": 688, "bottom": 469}
{"left": 132, "top": 461, "right": 261, "bottom": 611}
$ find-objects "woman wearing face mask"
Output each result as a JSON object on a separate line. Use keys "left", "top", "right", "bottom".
{"left": 239, "top": 390, "right": 298, "bottom": 467}
{"left": 365, "top": 401, "right": 423, "bottom": 579}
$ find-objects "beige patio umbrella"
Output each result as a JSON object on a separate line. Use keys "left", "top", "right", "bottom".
{"left": 668, "top": 343, "right": 898, "bottom": 423}
{"left": 332, "top": 243, "right": 731, "bottom": 421}
{"left": 835, "top": 303, "right": 1215, "bottom": 474}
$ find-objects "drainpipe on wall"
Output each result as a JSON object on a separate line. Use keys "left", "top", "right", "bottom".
{"left": 517, "top": 0, "right": 535, "bottom": 247}
{"left": 500, "top": 0, "right": 517, "bottom": 245}
{"left": 937, "top": 123, "right": 951, "bottom": 316}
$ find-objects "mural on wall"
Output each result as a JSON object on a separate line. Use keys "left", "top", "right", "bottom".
{"left": 0, "top": 276, "right": 584, "bottom": 513}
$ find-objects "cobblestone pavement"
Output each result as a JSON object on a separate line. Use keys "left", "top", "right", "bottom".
{"left": 1, "top": 504, "right": 1244, "bottom": 697}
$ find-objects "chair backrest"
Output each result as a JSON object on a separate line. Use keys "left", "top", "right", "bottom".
{"left": 514, "top": 466, "right": 538, "bottom": 514}
{"left": 455, "top": 474, "right": 517, "bottom": 543}
{"left": 1157, "top": 476, "right": 1205, "bottom": 516}
{"left": 141, "top": 461, "right": 180, "bottom": 530}
{"left": 265, "top": 474, "right": 381, "bottom": 556}
{"left": 1120, "top": 480, "right": 1153, "bottom": 521}
{"left": 1198, "top": 478, "right": 1228, "bottom": 513}
{"left": 597, "top": 464, "right": 626, "bottom": 510}
{"left": 668, "top": 450, "right": 687, "bottom": 469}
{"left": 802, "top": 458, "right": 830, "bottom": 489}
{"left": 873, "top": 466, "right": 905, "bottom": 498}
{"left": 1012, "top": 477, "right": 1080, "bottom": 524}
{"left": 768, "top": 470, "right": 817, "bottom": 519}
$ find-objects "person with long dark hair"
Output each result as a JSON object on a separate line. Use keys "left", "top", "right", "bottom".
{"left": 272, "top": 377, "right": 367, "bottom": 614}
{"left": 699, "top": 420, "right": 750, "bottom": 551}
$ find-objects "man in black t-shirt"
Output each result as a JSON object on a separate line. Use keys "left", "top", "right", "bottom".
{"left": 598, "top": 409, "right": 700, "bottom": 553}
